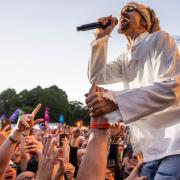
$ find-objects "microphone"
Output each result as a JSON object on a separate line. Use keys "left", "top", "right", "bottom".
{"left": 77, "top": 18, "right": 118, "bottom": 31}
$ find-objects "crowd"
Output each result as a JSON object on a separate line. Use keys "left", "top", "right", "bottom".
{"left": 0, "top": 103, "right": 147, "bottom": 180}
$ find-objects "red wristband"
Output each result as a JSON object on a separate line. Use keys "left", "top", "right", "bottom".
{"left": 90, "top": 122, "right": 110, "bottom": 129}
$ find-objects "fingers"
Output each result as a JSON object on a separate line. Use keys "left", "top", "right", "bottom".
{"left": 31, "top": 104, "right": 42, "bottom": 118}
{"left": 98, "top": 15, "right": 116, "bottom": 26}
{"left": 98, "top": 17, "right": 109, "bottom": 25}
{"left": 2, "top": 125, "right": 11, "bottom": 132}
{"left": 85, "top": 93, "right": 96, "bottom": 105}
{"left": 16, "top": 104, "right": 42, "bottom": 132}
{"left": 86, "top": 96, "right": 99, "bottom": 108}
{"left": 26, "top": 144, "right": 37, "bottom": 150}
{"left": 88, "top": 83, "right": 97, "bottom": 94}
{"left": 140, "top": 176, "right": 148, "bottom": 180}
{"left": 90, "top": 107, "right": 105, "bottom": 118}
{"left": 58, "top": 158, "right": 65, "bottom": 169}
{"left": 98, "top": 15, "right": 113, "bottom": 25}
{"left": 47, "top": 140, "right": 56, "bottom": 157}
{"left": 25, "top": 135, "right": 35, "bottom": 141}
{"left": 33, "top": 118, "right": 44, "bottom": 126}
{"left": 43, "top": 135, "right": 52, "bottom": 155}
{"left": 85, "top": 92, "right": 102, "bottom": 106}
{"left": 25, "top": 139, "right": 37, "bottom": 146}
{"left": 133, "top": 160, "right": 144, "bottom": 174}
{"left": 85, "top": 84, "right": 104, "bottom": 97}
{"left": 52, "top": 148, "right": 61, "bottom": 163}
{"left": 20, "top": 115, "right": 31, "bottom": 128}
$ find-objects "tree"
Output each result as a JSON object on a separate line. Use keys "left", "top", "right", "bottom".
{"left": 36, "top": 86, "right": 70, "bottom": 122}
{"left": 0, "top": 85, "right": 89, "bottom": 125}
{"left": 0, "top": 89, "right": 20, "bottom": 116}
{"left": 67, "top": 101, "right": 90, "bottom": 126}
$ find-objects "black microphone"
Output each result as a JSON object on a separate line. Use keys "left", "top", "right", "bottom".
{"left": 77, "top": 18, "right": 118, "bottom": 31}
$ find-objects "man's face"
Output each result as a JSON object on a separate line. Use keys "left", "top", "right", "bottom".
{"left": 105, "top": 168, "right": 115, "bottom": 180}
{"left": 4, "top": 166, "right": 16, "bottom": 180}
{"left": 118, "top": 6, "right": 144, "bottom": 35}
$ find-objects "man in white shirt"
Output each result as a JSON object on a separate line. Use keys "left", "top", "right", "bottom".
{"left": 85, "top": 2, "right": 180, "bottom": 180}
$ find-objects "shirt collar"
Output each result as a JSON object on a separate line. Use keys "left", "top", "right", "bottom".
{"left": 127, "top": 31, "right": 149, "bottom": 49}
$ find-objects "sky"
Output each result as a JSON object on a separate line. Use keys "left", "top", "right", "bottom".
{"left": 0, "top": 0, "right": 180, "bottom": 104}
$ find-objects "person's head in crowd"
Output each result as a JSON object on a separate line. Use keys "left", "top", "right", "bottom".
{"left": 4, "top": 165, "right": 16, "bottom": 180}
{"left": 105, "top": 168, "right": 115, "bottom": 180}
{"left": 78, "top": 135, "right": 85, "bottom": 147}
{"left": 81, "top": 139, "right": 88, "bottom": 149}
{"left": 122, "top": 156, "right": 136, "bottom": 177}
{"left": 105, "top": 159, "right": 116, "bottom": 180}
{"left": 118, "top": 144, "right": 124, "bottom": 154}
{"left": 122, "top": 146, "right": 133, "bottom": 160}
{"left": 77, "top": 148, "right": 86, "bottom": 165}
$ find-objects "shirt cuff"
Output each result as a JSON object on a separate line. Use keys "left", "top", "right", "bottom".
{"left": 90, "top": 35, "right": 110, "bottom": 47}
{"left": 102, "top": 90, "right": 123, "bottom": 124}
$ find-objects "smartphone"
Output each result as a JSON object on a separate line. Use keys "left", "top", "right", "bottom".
{"left": 59, "top": 134, "right": 65, "bottom": 147}
{"left": 1, "top": 118, "right": 11, "bottom": 130}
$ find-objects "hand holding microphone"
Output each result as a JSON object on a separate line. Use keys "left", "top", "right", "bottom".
{"left": 77, "top": 15, "right": 118, "bottom": 38}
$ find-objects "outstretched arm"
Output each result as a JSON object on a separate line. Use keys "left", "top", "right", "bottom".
{"left": 77, "top": 121, "right": 108, "bottom": 180}
{"left": 0, "top": 104, "right": 42, "bottom": 180}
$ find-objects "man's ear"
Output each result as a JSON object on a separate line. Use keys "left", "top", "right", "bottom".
{"left": 140, "top": 18, "right": 147, "bottom": 29}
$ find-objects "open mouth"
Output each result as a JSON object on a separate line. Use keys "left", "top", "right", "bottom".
{"left": 120, "top": 15, "right": 130, "bottom": 30}
{"left": 5, "top": 175, "right": 13, "bottom": 180}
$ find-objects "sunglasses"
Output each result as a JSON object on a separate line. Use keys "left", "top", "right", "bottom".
{"left": 122, "top": 6, "right": 136, "bottom": 13}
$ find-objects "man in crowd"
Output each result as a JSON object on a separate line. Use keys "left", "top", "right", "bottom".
{"left": 86, "top": 1, "right": 180, "bottom": 179}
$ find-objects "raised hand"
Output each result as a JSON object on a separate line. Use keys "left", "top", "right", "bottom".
{"left": 25, "top": 135, "right": 43, "bottom": 159}
{"left": 52, "top": 159, "right": 66, "bottom": 180}
{"left": 4, "top": 165, "right": 16, "bottom": 180}
{"left": 73, "top": 128, "right": 81, "bottom": 138}
{"left": 0, "top": 125, "right": 11, "bottom": 137}
{"left": 0, "top": 125, "right": 11, "bottom": 145}
{"left": 16, "top": 104, "right": 43, "bottom": 132}
{"left": 125, "top": 160, "right": 147, "bottom": 180}
{"left": 95, "top": 15, "right": 117, "bottom": 39}
{"left": 85, "top": 84, "right": 118, "bottom": 118}
{"left": 37, "top": 135, "right": 61, "bottom": 180}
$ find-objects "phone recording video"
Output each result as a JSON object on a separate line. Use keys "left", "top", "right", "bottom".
{"left": 59, "top": 133, "right": 66, "bottom": 147}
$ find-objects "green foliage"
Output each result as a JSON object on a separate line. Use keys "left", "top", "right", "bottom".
{"left": 67, "top": 101, "right": 90, "bottom": 126}
{"left": 0, "top": 86, "right": 89, "bottom": 125}
{"left": 0, "top": 89, "right": 21, "bottom": 116}
{"left": 36, "top": 85, "right": 70, "bottom": 123}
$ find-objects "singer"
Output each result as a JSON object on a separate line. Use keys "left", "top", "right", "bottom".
{"left": 85, "top": 2, "right": 180, "bottom": 180}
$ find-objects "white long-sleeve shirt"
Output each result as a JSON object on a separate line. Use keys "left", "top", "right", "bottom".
{"left": 88, "top": 30, "right": 180, "bottom": 162}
